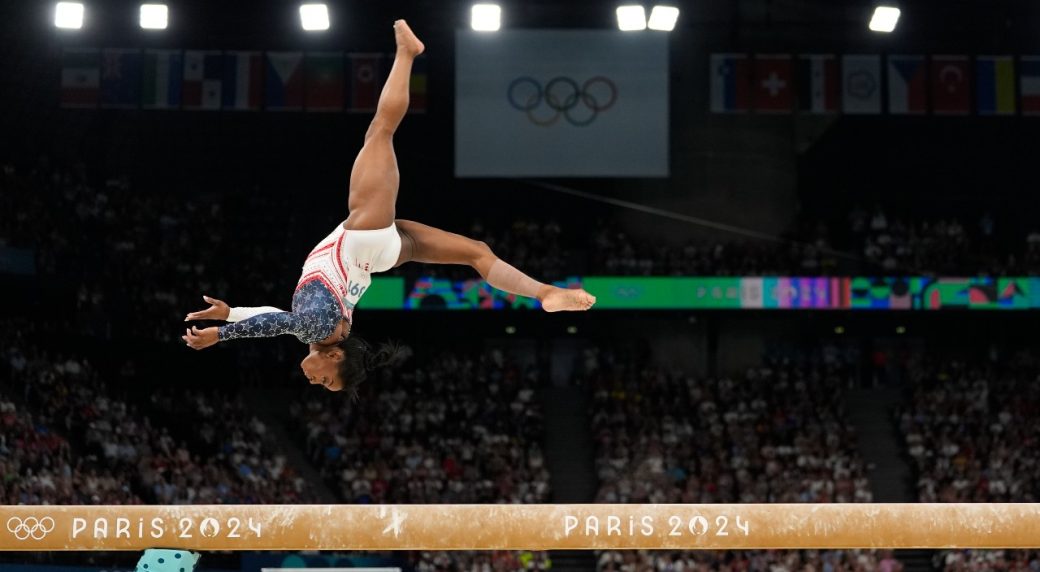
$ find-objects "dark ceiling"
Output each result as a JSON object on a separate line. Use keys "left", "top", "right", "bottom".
{"left": 1, "top": 0, "right": 1038, "bottom": 52}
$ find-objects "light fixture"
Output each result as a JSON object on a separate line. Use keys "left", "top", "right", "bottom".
{"left": 471, "top": 3, "right": 501, "bottom": 32}
{"left": 616, "top": 5, "right": 647, "bottom": 31}
{"left": 566, "top": 326, "right": 578, "bottom": 334}
{"left": 896, "top": 326, "right": 907, "bottom": 334}
{"left": 299, "top": 3, "right": 330, "bottom": 31}
{"left": 834, "top": 326, "right": 845, "bottom": 335}
{"left": 647, "top": 5, "right": 679, "bottom": 31}
{"left": 55, "top": 2, "right": 84, "bottom": 29}
{"left": 868, "top": 6, "right": 900, "bottom": 32}
{"left": 139, "top": 4, "right": 168, "bottom": 30}
{"left": 505, "top": 326, "right": 517, "bottom": 335}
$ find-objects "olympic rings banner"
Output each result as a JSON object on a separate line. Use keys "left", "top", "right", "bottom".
{"left": 455, "top": 30, "right": 669, "bottom": 177}
{"left": 362, "top": 276, "right": 1040, "bottom": 310}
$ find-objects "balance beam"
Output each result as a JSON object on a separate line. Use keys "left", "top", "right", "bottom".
{"left": 3, "top": 504, "right": 1039, "bottom": 551}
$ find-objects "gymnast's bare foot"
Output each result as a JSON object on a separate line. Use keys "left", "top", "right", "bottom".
{"left": 540, "top": 286, "right": 597, "bottom": 312}
{"left": 394, "top": 20, "right": 425, "bottom": 57}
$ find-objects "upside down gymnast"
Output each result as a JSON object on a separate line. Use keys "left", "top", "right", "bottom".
{"left": 182, "top": 20, "right": 596, "bottom": 393}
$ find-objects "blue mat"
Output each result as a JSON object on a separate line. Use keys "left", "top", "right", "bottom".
{"left": 134, "top": 549, "right": 201, "bottom": 572}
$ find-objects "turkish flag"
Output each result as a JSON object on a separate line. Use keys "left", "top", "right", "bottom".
{"left": 753, "top": 55, "right": 793, "bottom": 113}
{"left": 931, "top": 56, "right": 970, "bottom": 115}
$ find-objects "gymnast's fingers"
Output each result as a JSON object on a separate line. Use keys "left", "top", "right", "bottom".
{"left": 185, "top": 309, "right": 210, "bottom": 321}
{"left": 203, "top": 295, "right": 226, "bottom": 307}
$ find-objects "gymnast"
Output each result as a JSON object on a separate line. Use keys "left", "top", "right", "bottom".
{"left": 182, "top": 20, "right": 596, "bottom": 393}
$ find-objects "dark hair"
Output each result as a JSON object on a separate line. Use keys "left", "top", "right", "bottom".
{"left": 334, "top": 336, "right": 406, "bottom": 399}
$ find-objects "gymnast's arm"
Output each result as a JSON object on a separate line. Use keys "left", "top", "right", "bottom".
{"left": 183, "top": 295, "right": 301, "bottom": 349}
{"left": 183, "top": 310, "right": 309, "bottom": 350}
{"left": 216, "top": 310, "right": 307, "bottom": 341}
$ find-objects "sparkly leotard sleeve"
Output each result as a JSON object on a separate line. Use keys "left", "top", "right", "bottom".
{"left": 217, "top": 281, "right": 342, "bottom": 344}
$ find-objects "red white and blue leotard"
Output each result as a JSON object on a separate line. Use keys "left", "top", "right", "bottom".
{"left": 217, "top": 225, "right": 370, "bottom": 344}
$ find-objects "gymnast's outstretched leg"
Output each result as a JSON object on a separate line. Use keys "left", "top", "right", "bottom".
{"left": 344, "top": 20, "right": 424, "bottom": 232}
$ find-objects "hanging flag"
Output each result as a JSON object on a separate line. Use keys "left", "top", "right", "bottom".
{"left": 797, "top": 54, "right": 839, "bottom": 114}
{"left": 409, "top": 54, "right": 428, "bottom": 113}
{"left": 709, "top": 53, "right": 750, "bottom": 113}
{"left": 976, "top": 55, "right": 1016, "bottom": 116}
{"left": 349, "top": 53, "right": 384, "bottom": 113}
{"left": 223, "top": 51, "right": 263, "bottom": 111}
{"left": 304, "top": 52, "right": 344, "bottom": 112}
{"left": 183, "top": 50, "right": 223, "bottom": 110}
{"left": 141, "top": 49, "right": 182, "bottom": 109}
{"left": 1022, "top": 56, "right": 1040, "bottom": 116}
{"left": 842, "top": 55, "right": 881, "bottom": 114}
{"left": 930, "top": 55, "right": 970, "bottom": 115}
{"left": 61, "top": 47, "right": 99, "bottom": 109}
{"left": 752, "top": 54, "right": 793, "bottom": 113}
{"left": 266, "top": 51, "right": 304, "bottom": 111}
{"left": 887, "top": 55, "right": 927, "bottom": 114}
{"left": 100, "top": 49, "right": 142, "bottom": 109}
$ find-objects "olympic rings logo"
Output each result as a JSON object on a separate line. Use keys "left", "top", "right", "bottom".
{"left": 507, "top": 76, "right": 618, "bottom": 127}
{"left": 7, "top": 516, "right": 56, "bottom": 541}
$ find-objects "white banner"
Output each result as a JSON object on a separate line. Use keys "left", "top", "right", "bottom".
{"left": 455, "top": 30, "right": 668, "bottom": 178}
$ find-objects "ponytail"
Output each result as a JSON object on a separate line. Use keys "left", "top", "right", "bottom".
{"left": 335, "top": 335, "right": 408, "bottom": 399}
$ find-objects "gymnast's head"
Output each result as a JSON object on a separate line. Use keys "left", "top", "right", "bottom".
{"left": 301, "top": 337, "right": 404, "bottom": 395}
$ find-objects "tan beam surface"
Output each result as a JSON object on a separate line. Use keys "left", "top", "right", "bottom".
{"left": 3, "top": 504, "right": 1040, "bottom": 551}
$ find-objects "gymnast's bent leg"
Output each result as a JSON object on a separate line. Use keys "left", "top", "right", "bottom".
{"left": 393, "top": 219, "right": 596, "bottom": 312}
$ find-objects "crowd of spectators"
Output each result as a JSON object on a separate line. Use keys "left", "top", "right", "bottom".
{"left": 586, "top": 350, "right": 886, "bottom": 571}
{"left": 850, "top": 207, "right": 973, "bottom": 275}
{"left": 899, "top": 355, "right": 1040, "bottom": 571}
{"left": 585, "top": 222, "right": 840, "bottom": 278}
{"left": 0, "top": 386, "right": 132, "bottom": 505}
{"left": 845, "top": 206, "right": 1040, "bottom": 276}
{"left": 289, "top": 347, "right": 552, "bottom": 570}
{"left": 597, "top": 549, "right": 904, "bottom": 572}
{"left": 463, "top": 208, "right": 1040, "bottom": 280}
{"left": 900, "top": 357, "right": 1040, "bottom": 503}
{"left": 590, "top": 355, "right": 871, "bottom": 504}
{"left": 148, "top": 389, "right": 313, "bottom": 503}
{"left": 1, "top": 322, "right": 145, "bottom": 505}
{"left": 1, "top": 320, "right": 314, "bottom": 505}
{"left": 0, "top": 159, "right": 312, "bottom": 344}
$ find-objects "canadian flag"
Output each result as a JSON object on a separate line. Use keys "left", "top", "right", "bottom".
{"left": 752, "top": 55, "right": 793, "bottom": 113}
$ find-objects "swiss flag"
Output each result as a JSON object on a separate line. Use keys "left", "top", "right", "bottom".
{"left": 931, "top": 55, "right": 970, "bottom": 115}
{"left": 753, "top": 55, "right": 793, "bottom": 113}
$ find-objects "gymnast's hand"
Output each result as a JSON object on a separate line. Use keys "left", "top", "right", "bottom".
{"left": 184, "top": 295, "right": 230, "bottom": 322}
{"left": 182, "top": 326, "right": 219, "bottom": 350}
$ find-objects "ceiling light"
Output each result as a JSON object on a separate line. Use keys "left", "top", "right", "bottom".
{"left": 616, "top": 5, "right": 647, "bottom": 31}
{"left": 869, "top": 6, "right": 900, "bottom": 32}
{"left": 648, "top": 5, "right": 679, "bottom": 31}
